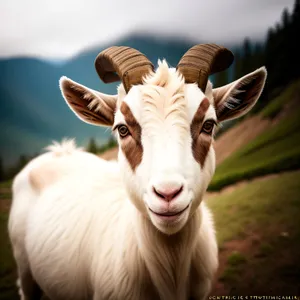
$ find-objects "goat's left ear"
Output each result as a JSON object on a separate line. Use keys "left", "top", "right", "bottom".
{"left": 213, "top": 67, "right": 267, "bottom": 122}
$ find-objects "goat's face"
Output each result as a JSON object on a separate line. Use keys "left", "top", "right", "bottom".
{"left": 60, "top": 60, "right": 267, "bottom": 235}
{"left": 113, "top": 63, "right": 217, "bottom": 234}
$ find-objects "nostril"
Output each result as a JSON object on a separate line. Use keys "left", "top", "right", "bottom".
{"left": 153, "top": 185, "right": 183, "bottom": 202}
{"left": 153, "top": 187, "right": 165, "bottom": 199}
{"left": 172, "top": 186, "right": 183, "bottom": 198}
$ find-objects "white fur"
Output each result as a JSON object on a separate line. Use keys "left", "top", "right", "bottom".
{"left": 9, "top": 141, "right": 217, "bottom": 300}
{"left": 8, "top": 60, "right": 267, "bottom": 300}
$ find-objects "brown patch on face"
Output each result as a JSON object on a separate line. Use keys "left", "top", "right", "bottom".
{"left": 190, "top": 98, "right": 212, "bottom": 167}
{"left": 120, "top": 102, "right": 143, "bottom": 171}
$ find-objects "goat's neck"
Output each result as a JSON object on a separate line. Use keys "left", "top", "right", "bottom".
{"left": 133, "top": 204, "right": 203, "bottom": 300}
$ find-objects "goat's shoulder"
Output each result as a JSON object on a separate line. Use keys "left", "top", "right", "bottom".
{"left": 24, "top": 140, "right": 114, "bottom": 193}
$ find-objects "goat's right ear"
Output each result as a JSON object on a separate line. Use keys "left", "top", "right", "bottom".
{"left": 59, "top": 76, "right": 117, "bottom": 127}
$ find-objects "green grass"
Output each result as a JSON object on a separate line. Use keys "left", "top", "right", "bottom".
{"left": 0, "top": 181, "right": 12, "bottom": 189}
{"left": 0, "top": 213, "right": 18, "bottom": 300}
{"left": 0, "top": 193, "right": 12, "bottom": 200}
{"left": 260, "top": 79, "right": 300, "bottom": 119}
{"left": 227, "top": 251, "right": 247, "bottom": 266}
{"left": 256, "top": 243, "right": 274, "bottom": 257}
{"left": 220, "top": 251, "right": 247, "bottom": 283}
{"left": 0, "top": 181, "right": 17, "bottom": 300}
{"left": 221, "top": 251, "right": 247, "bottom": 281}
{"left": 207, "top": 171, "right": 300, "bottom": 245}
{"left": 208, "top": 171, "right": 300, "bottom": 292}
{"left": 220, "top": 265, "right": 242, "bottom": 283}
{"left": 0, "top": 182, "right": 12, "bottom": 199}
{"left": 209, "top": 106, "right": 300, "bottom": 191}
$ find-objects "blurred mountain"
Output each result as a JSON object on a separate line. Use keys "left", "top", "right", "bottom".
{"left": 0, "top": 35, "right": 196, "bottom": 167}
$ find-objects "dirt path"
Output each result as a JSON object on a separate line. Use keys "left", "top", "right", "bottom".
{"left": 211, "top": 221, "right": 300, "bottom": 296}
{"left": 214, "top": 115, "right": 272, "bottom": 165}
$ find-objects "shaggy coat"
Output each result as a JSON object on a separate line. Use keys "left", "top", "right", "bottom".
{"left": 8, "top": 61, "right": 267, "bottom": 300}
{"left": 9, "top": 140, "right": 217, "bottom": 300}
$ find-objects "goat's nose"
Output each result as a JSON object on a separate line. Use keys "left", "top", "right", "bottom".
{"left": 153, "top": 185, "right": 183, "bottom": 202}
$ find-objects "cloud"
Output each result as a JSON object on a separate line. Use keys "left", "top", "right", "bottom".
{"left": 0, "top": 0, "right": 294, "bottom": 59}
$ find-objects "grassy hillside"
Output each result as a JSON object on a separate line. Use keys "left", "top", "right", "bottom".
{"left": 207, "top": 171, "right": 300, "bottom": 294}
{"left": 209, "top": 79, "right": 300, "bottom": 191}
{"left": 260, "top": 79, "right": 300, "bottom": 119}
{"left": 0, "top": 183, "right": 17, "bottom": 300}
{"left": 208, "top": 171, "right": 300, "bottom": 245}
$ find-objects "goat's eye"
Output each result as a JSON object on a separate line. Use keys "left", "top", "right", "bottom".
{"left": 201, "top": 120, "right": 215, "bottom": 135}
{"left": 118, "top": 125, "right": 130, "bottom": 138}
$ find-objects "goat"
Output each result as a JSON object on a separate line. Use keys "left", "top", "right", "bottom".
{"left": 8, "top": 44, "right": 267, "bottom": 300}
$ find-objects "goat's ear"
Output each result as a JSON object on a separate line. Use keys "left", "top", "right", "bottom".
{"left": 213, "top": 67, "right": 267, "bottom": 122}
{"left": 59, "top": 76, "right": 117, "bottom": 126}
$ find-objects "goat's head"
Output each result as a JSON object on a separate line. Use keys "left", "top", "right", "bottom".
{"left": 60, "top": 44, "right": 267, "bottom": 235}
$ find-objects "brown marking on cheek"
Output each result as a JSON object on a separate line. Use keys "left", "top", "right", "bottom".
{"left": 190, "top": 98, "right": 212, "bottom": 167}
{"left": 120, "top": 102, "right": 143, "bottom": 171}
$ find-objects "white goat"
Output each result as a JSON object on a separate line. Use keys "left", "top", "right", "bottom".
{"left": 8, "top": 44, "right": 267, "bottom": 300}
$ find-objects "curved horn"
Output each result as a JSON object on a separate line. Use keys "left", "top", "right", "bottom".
{"left": 177, "top": 44, "right": 234, "bottom": 91}
{"left": 95, "top": 46, "right": 154, "bottom": 93}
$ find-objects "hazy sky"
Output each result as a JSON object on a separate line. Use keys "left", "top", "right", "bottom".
{"left": 0, "top": 0, "right": 294, "bottom": 59}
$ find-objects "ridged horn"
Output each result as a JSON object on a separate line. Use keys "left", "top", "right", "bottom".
{"left": 177, "top": 44, "right": 234, "bottom": 91}
{"left": 95, "top": 46, "right": 154, "bottom": 93}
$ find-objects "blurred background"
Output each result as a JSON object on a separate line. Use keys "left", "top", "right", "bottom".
{"left": 0, "top": 0, "right": 300, "bottom": 298}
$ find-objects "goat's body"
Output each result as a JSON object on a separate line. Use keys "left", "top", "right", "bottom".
{"left": 9, "top": 142, "right": 218, "bottom": 300}
{"left": 8, "top": 44, "right": 267, "bottom": 299}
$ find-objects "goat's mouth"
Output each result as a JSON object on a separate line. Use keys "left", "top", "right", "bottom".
{"left": 148, "top": 204, "right": 190, "bottom": 220}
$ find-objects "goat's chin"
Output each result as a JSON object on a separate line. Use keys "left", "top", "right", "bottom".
{"left": 148, "top": 206, "right": 190, "bottom": 235}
